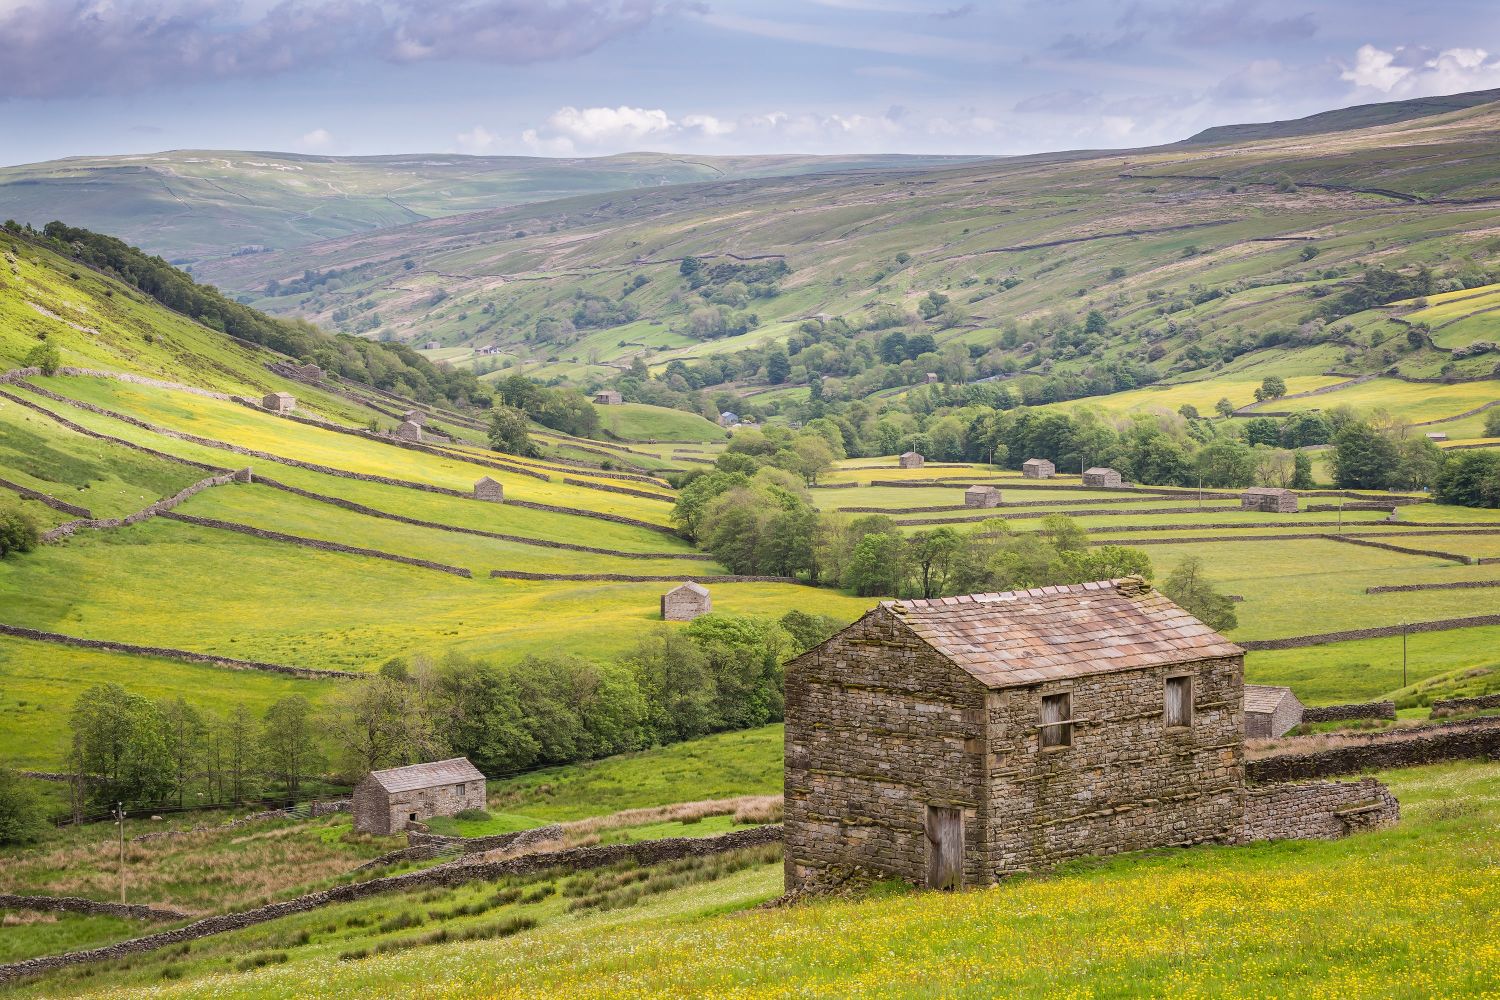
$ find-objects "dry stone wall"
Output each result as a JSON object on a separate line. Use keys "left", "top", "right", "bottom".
{"left": 0, "top": 623, "right": 358, "bottom": 680}
{"left": 0, "top": 825, "right": 780, "bottom": 985}
{"left": 490, "top": 570, "right": 795, "bottom": 584}
{"left": 1302, "top": 701, "right": 1397, "bottom": 723}
{"left": 40, "top": 472, "right": 244, "bottom": 543}
{"left": 0, "top": 475, "right": 92, "bottom": 517}
{"left": 1246, "top": 718, "right": 1500, "bottom": 781}
{"left": 1432, "top": 693, "right": 1500, "bottom": 715}
{"left": 1241, "top": 778, "right": 1399, "bottom": 840}
{"left": 1238, "top": 614, "right": 1500, "bottom": 651}
{"left": 1368, "top": 579, "right": 1500, "bottom": 594}
{"left": 0, "top": 895, "right": 188, "bottom": 923}
{"left": 161, "top": 513, "right": 473, "bottom": 578}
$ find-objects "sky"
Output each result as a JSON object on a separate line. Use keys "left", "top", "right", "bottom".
{"left": 1, "top": 0, "right": 1499, "bottom": 166}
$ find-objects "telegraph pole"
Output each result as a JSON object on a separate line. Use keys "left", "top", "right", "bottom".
{"left": 113, "top": 803, "right": 127, "bottom": 904}
{"left": 1402, "top": 626, "right": 1408, "bottom": 689}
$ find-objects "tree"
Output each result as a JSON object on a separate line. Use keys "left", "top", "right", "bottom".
{"left": 1330, "top": 421, "right": 1400, "bottom": 490}
{"left": 260, "top": 696, "right": 322, "bottom": 801}
{"left": 0, "top": 768, "right": 45, "bottom": 845}
{"left": 1177, "top": 403, "right": 1200, "bottom": 421}
{"left": 1243, "top": 418, "right": 1282, "bottom": 448}
{"left": 326, "top": 675, "right": 440, "bottom": 776}
{"left": 487, "top": 404, "right": 538, "bottom": 458}
{"left": 1195, "top": 438, "right": 1255, "bottom": 488}
{"left": 790, "top": 436, "right": 835, "bottom": 486}
{"left": 1485, "top": 408, "right": 1500, "bottom": 439}
{"left": 223, "top": 703, "right": 262, "bottom": 805}
{"left": 1291, "top": 451, "right": 1315, "bottom": 490}
{"left": 1256, "top": 375, "right": 1287, "bottom": 401}
{"left": 159, "top": 697, "right": 205, "bottom": 809}
{"left": 23, "top": 340, "right": 61, "bottom": 375}
{"left": 843, "top": 530, "right": 909, "bottom": 596}
{"left": 764, "top": 348, "right": 791, "bottom": 384}
{"left": 69, "top": 684, "right": 173, "bottom": 810}
{"left": 1435, "top": 451, "right": 1500, "bottom": 508}
{"left": 0, "top": 501, "right": 40, "bottom": 558}
{"left": 909, "top": 528, "right": 962, "bottom": 598}
{"left": 1161, "top": 557, "right": 1238, "bottom": 633}
{"left": 1214, "top": 397, "right": 1235, "bottom": 419}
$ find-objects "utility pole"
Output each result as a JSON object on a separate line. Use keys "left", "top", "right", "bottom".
{"left": 1402, "top": 626, "right": 1408, "bottom": 689}
{"left": 113, "top": 803, "right": 127, "bottom": 905}
{"left": 1338, "top": 499, "right": 1345, "bottom": 535}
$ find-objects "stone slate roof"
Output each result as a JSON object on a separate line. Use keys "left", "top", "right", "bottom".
{"left": 880, "top": 578, "right": 1242, "bottom": 688}
{"left": 900, "top": 451, "right": 922, "bottom": 458}
{"left": 1244, "top": 684, "right": 1295, "bottom": 714}
{"left": 966, "top": 484, "right": 999, "bottom": 493}
{"left": 668, "top": 581, "right": 709, "bottom": 596}
{"left": 1242, "top": 486, "right": 1293, "bottom": 496}
{"left": 365, "top": 757, "right": 485, "bottom": 794}
{"left": 1085, "top": 467, "right": 1117, "bottom": 476}
{"left": 475, "top": 476, "right": 501, "bottom": 487}
{"left": 267, "top": 391, "right": 293, "bottom": 400}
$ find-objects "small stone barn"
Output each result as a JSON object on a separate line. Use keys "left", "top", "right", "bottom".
{"left": 352, "top": 757, "right": 487, "bottom": 835}
{"left": 925, "top": 372, "right": 939, "bottom": 384}
{"left": 263, "top": 391, "right": 295, "bottom": 413}
{"left": 594, "top": 390, "right": 623, "bottom": 405}
{"left": 298, "top": 363, "right": 324, "bottom": 381}
{"left": 784, "top": 578, "right": 1399, "bottom": 892}
{"left": 1425, "top": 432, "right": 1448, "bottom": 442}
{"left": 1243, "top": 684, "right": 1304, "bottom": 739}
{"left": 474, "top": 476, "right": 504, "bottom": 503}
{"left": 402, "top": 409, "right": 426, "bottom": 426}
{"left": 964, "top": 485, "right": 1001, "bottom": 508}
{"left": 1241, "top": 487, "right": 1299, "bottom": 513}
{"left": 394, "top": 420, "right": 423, "bottom": 442}
{"left": 661, "top": 581, "right": 711, "bottom": 621}
{"left": 899, "top": 451, "right": 925, "bottom": 469}
{"left": 1082, "top": 467, "right": 1122, "bottom": 488}
{"left": 1021, "top": 457, "right": 1055, "bottom": 479}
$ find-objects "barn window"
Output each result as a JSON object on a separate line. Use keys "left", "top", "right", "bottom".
{"left": 1039, "top": 693, "right": 1072, "bottom": 748}
{"left": 1165, "top": 675, "right": 1193, "bottom": 728}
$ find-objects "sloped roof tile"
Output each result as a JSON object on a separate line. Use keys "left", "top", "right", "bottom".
{"left": 366, "top": 757, "right": 485, "bottom": 794}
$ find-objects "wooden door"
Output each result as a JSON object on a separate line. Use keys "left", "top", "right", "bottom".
{"left": 925, "top": 805, "right": 963, "bottom": 890}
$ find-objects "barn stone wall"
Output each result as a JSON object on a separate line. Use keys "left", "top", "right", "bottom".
{"left": 1302, "top": 701, "right": 1397, "bottom": 723}
{"left": 661, "top": 588, "right": 712, "bottom": 621}
{"left": 985, "top": 656, "right": 1245, "bottom": 877}
{"left": 352, "top": 777, "right": 486, "bottom": 836}
{"left": 784, "top": 607, "right": 988, "bottom": 891}
{"left": 1241, "top": 778, "right": 1399, "bottom": 840}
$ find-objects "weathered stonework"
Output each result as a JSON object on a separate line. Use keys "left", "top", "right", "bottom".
{"left": 1021, "top": 458, "right": 1055, "bottom": 479}
{"left": 661, "top": 581, "right": 712, "bottom": 621}
{"left": 964, "top": 485, "right": 1001, "bottom": 508}
{"left": 1241, "top": 487, "right": 1299, "bottom": 513}
{"left": 1082, "top": 467, "right": 1122, "bottom": 487}
{"left": 263, "top": 391, "right": 295, "bottom": 413}
{"left": 393, "top": 419, "right": 423, "bottom": 442}
{"left": 352, "top": 758, "right": 487, "bottom": 836}
{"left": 1245, "top": 684, "right": 1304, "bottom": 738}
{"left": 899, "top": 451, "right": 925, "bottom": 469}
{"left": 474, "top": 476, "right": 505, "bottom": 502}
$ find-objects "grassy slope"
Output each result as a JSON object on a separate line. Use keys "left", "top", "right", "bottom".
{"left": 192, "top": 101, "right": 1500, "bottom": 391}
{"left": 594, "top": 402, "right": 726, "bottom": 443}
{"left": 28, "top": 760, "right": 1496, "bottom": 999}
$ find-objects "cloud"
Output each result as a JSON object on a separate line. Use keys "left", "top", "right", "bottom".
{"left": 1013, "top": 89, "right": 1103, "bottom": 115}
{"left": 1118, "top": 2, "right": 1318, "bottom": 47}
{"left": 1049, "top": 31, "right": 1145, "bottom": 60}
{"left": 0, "top": 0, "right": 667, "bottom": 99}
{"left": 1339, "top": 43, "right": 1500, "bottom": 96}
{"left": 454, "top": 125, "right": 499, "bottom": 153}
{"left": 298, "top": 128, "right": 336, "bottom": 151}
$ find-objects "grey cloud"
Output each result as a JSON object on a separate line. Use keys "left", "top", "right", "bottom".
{"left": 1012, "top": 89, "right": 1103, "bottom": 114}
{"left": 1048, "top": 30, "right": 1146, "bottom": 59}
{"left": 1118, "top": 2, "right": 1318, "bottom": 47}
{"left": 931, "top": 4, "right": 976, "bottom": 18}
{"left": 0, "top": 0, "right": 666, "bottom": 99}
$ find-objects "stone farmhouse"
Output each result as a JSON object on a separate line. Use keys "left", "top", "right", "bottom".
{"left": 783, "top": 577, "right": 1397, "bottom": 892}
{"left": 474, "top": 476, "right": 505, "bottom": 503}
{"left": 594, "top": 390, "right": 623, "bottom": 405}
{"left": 661, "top": 581, "right": 711, "bottom": 621}
{"left": 1083, "top": 467, "right": 1123, "bottom": 488}
{"left": 1241, "top": 487, "right": 1299, "bottom": 513}
{"left": 352, "top": 757, "right": 487, "bottom": 835}
{"left": 263, "top": 391, "right": 295, "bottom": 413}
{"left": 1022, "top": 458, "right": 1055, "bottom": 479}
{"left": 394, "top": 420, "right": 423, "bottom": 442}
{"left": 1244, "top": 684, "right": 1305, "bottom": 738}
{"left": 964, "top": 485, "right": 1001, "bottom": 508}
{"left": 899, "top": 451, "right": 925, "bottom": 469}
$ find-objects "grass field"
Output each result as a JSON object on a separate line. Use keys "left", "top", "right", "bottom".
{"left": 1264, "top": 377, "right": 1499, "bottom": 423}
{"left": 14, "top": 760, "right": 1493, "bottom": 999}
{"left": 593, "top": 402, "right": 726, "bottom": 444}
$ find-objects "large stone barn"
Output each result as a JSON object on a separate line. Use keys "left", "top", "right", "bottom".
{"left": 263, "top": 391, "right": 295, "bottom": 413}
{"left": 899, "top": 451, "right": 925, "bottom": 469}
{"left": 1241, "top": 487, "right": 1299, "bottom": 513}
{"left": 352, "top": 758, "right": 487, "bottom": 835}
{"left": 1244, "top": 684, "right": 1304, "bottom": 738}
{"left": 393, "top": 420, "right": 423, "bottom": 442}
{"left": 1022, "top": 458, "right": 1055, "bottom": 479}
{"left": 474, "top": 476, "right": 504, "bottom": 502}
{"left": 661, "top": 581, "right": 711, "bottom": 621}
{"left": 1082, "top": 467, "right": 1122, "bottom": 488}
{"left": 964, "top": 485, "right": 1001, "bottom": 508}
{"left": 783, "top": 577, "right": 1396, "bottom": 892}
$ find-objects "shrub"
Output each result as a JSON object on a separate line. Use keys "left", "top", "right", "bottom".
{"left": 454, "top": 808, "right": 492, "bottom": 822}
{"left": 0, "top": 768, "right": 46, "bottom": 846}
{"left": 22, "top": 339, "right": 61, "bottom": 375}
{"left": 0, "top": 502, "right": 39, "bottom": 559}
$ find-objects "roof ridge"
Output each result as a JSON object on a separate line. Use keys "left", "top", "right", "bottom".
{"left": 888, "top": 578, "right": 1143, "bottom": 611}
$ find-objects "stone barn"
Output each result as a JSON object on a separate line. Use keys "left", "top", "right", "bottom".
{"left": 1021, "top": 458, "right": 1055, "bottom": 479}
{"left": 925, "top": 372, "right": 939, "bottom": 384}
{"left": 783, "top": 577, "right": 1396, "bottom": 892}
{"left": 352, "top": 757, "right": 487, "bottom": 835}
{"left": 263, "top": 391, "right": 295, "bottom": 413}
{"left": 402, "top": 409, "right": 426, "bottom": 426}
{"left": 1241, "top": 487, "right": 1299, "bottom": 513}
{"left": 1244, "top": 684, "right": 1305, "bottom": 738}
{"left": 1082, "top": 467, "right": 1122, "bottom": 488}
{"left": 394, "top": 420, "right": 423, "bottom": 442}
{"left": 899, "top": 451, "right": 925, "bottom": 469}
{"left": 661, "top": 581, "right": 711, "bottom": 621}
{"left": 474, "top": 476, "right": 504, "bottom": 502}
{"left": 594, "top": 390, "right": 623, "bottom": 405}
{"left": 964, "top": 485, "right": 1001, "bottom": 508}
{"left": 1425, "top": 432, "right": 1448, "bottom": 442}
{"left": 298, "top": 363, "right": 324, "bottom": 381}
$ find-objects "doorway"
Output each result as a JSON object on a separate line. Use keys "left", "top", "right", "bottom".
{"left": 925, "top": 805, "right": 963, "bottom": 890}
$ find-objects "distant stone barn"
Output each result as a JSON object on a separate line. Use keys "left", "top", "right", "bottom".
{"left": 474, "top": 476, "right": 505, "bottom": 503}
{"left": 402, "top": 409, "right": 427, "bottom": 426}
{"left": 661, "top": 581, "right": 711, "bottom": 621}
{"left": 1244, "top": 684, "right": 1304, "bottom": 738}
{"left": 899, "top": 451, "right": 925, "bottom": 469}
{"left": 594, "top": 390, "right": 623, "bottom": 405}
{"left": 352, "top": 757, "right": 487, "bottom": 835}
{"left": 1083, "top": 467, "right": 1122, "bottom": 488}
{"left": 1241, "top": 487, "right": 1299, "bottom": 513}
{"left": 783, "top": 577, "right": 1397, "bottom": 892}
{"left": 1021, "top": 458, "right": 1055, "bottom": 479}
{"left": 263, "top": 391, "right": 295, "bottom": 413}
{"left": 393, "top": 420, "right": 423, "bottom": 442}
{"left": 964, "top": 485, "right": 1001, "bottom": 508}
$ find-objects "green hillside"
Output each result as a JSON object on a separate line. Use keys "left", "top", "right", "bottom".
{"left": 0, "top": 151, "right": 979, "bottom": 262}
